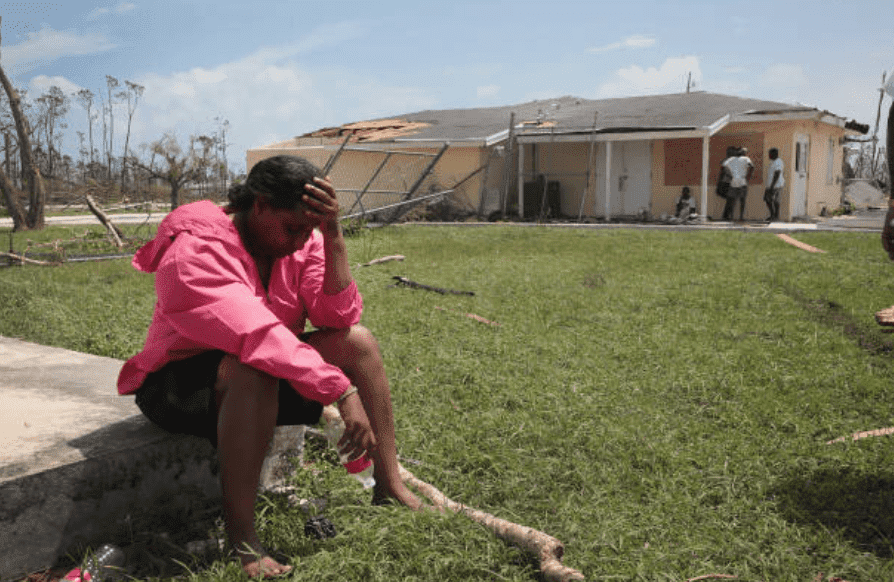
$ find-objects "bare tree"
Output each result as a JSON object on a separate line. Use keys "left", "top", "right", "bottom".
{"left": 35, "top": 86, "right": 69, "bottom": 179}
{"left": 75, "top": 88, "right": 97, "bottom": 177}
{"left": 0, "top": 17, "right": 46, "bottom": 230}
{"left": 129, "top": 132, "right": 212, "bottom": 210}
{"left": 105, "top": 75, "right": 119, "bottom": 182}
{"left": 119, "top": 80, "right": 144, "bottom": 195}
{"left": 214, "top": 116, "right": 230, "bottom": 193}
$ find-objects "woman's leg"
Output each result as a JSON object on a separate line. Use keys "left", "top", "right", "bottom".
{"left": 303, "top": 325, "right": 421, "bottom": 508}
{"left": 214, "top": 354, "right": 292, "bottom": 577}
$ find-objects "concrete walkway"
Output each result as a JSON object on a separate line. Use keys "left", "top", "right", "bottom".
{"left": 0, "top": 337, "right": 302, "bottom": 581}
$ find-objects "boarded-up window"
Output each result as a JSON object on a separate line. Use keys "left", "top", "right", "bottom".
{"left": 664, "top": 134, "right": 764, "bottom": 186}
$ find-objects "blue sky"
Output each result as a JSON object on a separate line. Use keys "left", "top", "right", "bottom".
{"left": 4, "top": 0, "right": 893, "bottom": 173}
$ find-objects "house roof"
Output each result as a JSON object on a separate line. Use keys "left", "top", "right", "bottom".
{"left": 293, "top": 92, "right": 861, "bottom": 146}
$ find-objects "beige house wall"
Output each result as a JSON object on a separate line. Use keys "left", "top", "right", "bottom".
{"left": 651, "top": 120, "right": 848, "bottom": 221}
{"left": 519, "top": 142, "right": 593, "bottom": 216}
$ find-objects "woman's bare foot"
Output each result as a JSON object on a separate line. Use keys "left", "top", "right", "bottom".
{"left": 241, "top": 555, "right": 292, "bottom": 579}
{"left": 234, "top": 540, "right": 292, "bottom": 578}
{"left": 372, "top": 481, "right": 424, "bottom": 510}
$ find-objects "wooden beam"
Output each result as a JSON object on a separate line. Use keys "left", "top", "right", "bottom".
{"left": 700, "top": 136, "right": 710, "bottom": 221}
{"left": 604, "top": 141, "right": 612, "bottom": 221}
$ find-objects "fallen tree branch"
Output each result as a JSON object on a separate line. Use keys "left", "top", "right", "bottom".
{"left": 827, "top": 426, "right": 894, "bottom": 444}
{"left": 776, "top": 233, "right": 825, "bottom": 254}
{"left": 0, "top": 251, "right": 59, "bottom": 266}
{"left": 85, "top": 194, "right": 125, "bottom": 248}
{"left": 435, "top": 305, "right": 500, "bottom": 326}
{"left": 315, "top": 405, "right": 583, "bottom": 580}
{"left": 398, "top": 464, "right": 584, "bottom": 582}
{"left": 392, "top": 276, "right": 475, "bottom": 296}
{"left": 358, "top": 254, "right": 405, "bottom": 267}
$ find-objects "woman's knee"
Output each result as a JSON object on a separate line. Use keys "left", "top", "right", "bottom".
{"left": 215, "top": 354, "right": 278, "bottom": 399}
{"left": 306, "top": 324, "right": 382, "bottom": 369}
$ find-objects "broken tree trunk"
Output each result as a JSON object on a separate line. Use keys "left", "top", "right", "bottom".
{"left": 85, "top": 194, "right": 125, "bottom": 247}
{"left": 0, "top": 251, "right": 58, "bottom": 266}
{"left": 398, "top": 464, "right": 585, "bottom": 582}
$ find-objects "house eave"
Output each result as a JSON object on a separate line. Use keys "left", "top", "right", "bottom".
{"left": 515, "top": 126, "right": 713, "bottom": 144}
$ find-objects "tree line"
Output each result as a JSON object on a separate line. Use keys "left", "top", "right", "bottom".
{"left": 0, "top": 18, "right": 234, "bottom": 231}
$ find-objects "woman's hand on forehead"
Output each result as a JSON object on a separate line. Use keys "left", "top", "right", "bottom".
{"left": 303, "top": 176, "right": 341, "bottom": 234}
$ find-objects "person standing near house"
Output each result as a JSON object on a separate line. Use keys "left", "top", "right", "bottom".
{"left": 117, "top": 155, "right": 422, "bottom": 578}
{"left": 722, "top": 146, "right": 754, "bottom": 221}
{"left": 763, "top": 148, "right": 784, "bottom": 221}
{"left": 717, "top": 146, "right": 737, "bottom": 220}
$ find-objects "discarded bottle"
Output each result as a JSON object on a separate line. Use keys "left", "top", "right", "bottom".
{"left": 323, "top": 416, "right": 376, "bottom": 489}
{"left": 63, "top": 544, "right": 125, "bottom": 582}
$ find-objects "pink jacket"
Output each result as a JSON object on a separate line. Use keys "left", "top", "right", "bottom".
{"left": 117, "top": 200, "right": 362, "bottom": 405}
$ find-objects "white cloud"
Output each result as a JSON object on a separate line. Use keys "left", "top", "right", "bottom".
{"left": 87, "top": 2, "right": 136, "bottom": 20}
{"left": 477, "top": 84, "right": 500, "bottom": 99}
{"left": 28, "top": 75, "right": 84, "bottom": 97}
{"left": 3, "top": 25, "right": 116, "bottom": 75}
{"left": 588, "top": 34, "right": 657, "bottom": 54}
{"left": 760, "top": 64, "right": 808, "bottom": 89}
{"left": 596, "top": 56, "right": 701, "bottom": 98}
{"left": 127, "top": 37, "right": 436, "bottom": 172}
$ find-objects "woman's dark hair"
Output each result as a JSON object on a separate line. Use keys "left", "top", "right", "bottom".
{"left": 227, "top": 155, "right": 322, "bottom": 212}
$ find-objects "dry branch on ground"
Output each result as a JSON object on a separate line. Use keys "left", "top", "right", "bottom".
{"left": 397, "top": 464, "right": 585, "bottom": 582}
{"left": 776, "top": 233, "right": 826, "bottom": 253}
{"left": 826, "top": 426, "right": 894, "bottom": 444}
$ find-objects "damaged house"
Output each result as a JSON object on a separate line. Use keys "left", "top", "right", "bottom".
{"left": 247, "top": 91, "right": 866, "bottom": 222}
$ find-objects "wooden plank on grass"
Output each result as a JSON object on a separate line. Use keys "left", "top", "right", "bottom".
{"left": 776, "top": 233, "right": 826, "bottom": 253}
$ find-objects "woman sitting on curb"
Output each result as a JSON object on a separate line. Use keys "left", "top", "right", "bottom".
{"left": 117, "top": 155, "right": 421, "bottom": 577}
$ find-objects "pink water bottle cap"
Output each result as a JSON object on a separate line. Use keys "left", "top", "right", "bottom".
{"left": 63, "top": 569, "right": 92, "bottom": 582}
{"left": 342, "top": 454, "right": 372, "bottom": 474}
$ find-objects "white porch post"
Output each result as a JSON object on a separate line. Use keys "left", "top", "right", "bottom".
{"left": 700, "top": 135, "right": 710, "bottom": 221}
{"left": 604, "top": 141, "right": 612, "bottom": 221}
{"left": 517, "top": 142, "right": 525, "bottom": 218}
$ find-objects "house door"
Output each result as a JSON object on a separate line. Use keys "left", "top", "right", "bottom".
{"left": 791, "top": 134, "right": 809, "bottom": 218}
{"left": 595, "top": 141, "right": 652, "bottom": 216}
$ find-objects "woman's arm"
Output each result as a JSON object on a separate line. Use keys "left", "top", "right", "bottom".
{"left": 303, "top": 176, "right": 353, "bottom": 295}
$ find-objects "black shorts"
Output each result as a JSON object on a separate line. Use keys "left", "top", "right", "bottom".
{"left": 134, "top": 350, "right": 323, "bottom": 446}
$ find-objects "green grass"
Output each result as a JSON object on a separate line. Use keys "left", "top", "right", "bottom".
{"left": 4, "top": 224, "right": 894, "bottom": 581}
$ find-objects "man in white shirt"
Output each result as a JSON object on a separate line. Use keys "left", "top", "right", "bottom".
{"left": 763, "top": 148, "right": 784, "bottom": 221}
{"left": 722, "top": 147, "right": 754, "bottom": 221}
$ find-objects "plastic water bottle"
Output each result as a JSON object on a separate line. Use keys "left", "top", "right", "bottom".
{"left": 323, "top": 416, "right": 376, "bottom": 489}
{"left": 63, "top": 544, "right": 125, "bottom": 582}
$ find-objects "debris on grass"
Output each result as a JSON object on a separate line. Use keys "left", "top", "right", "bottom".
{"left": 398, "top": 464, "right": 585, "bottom": 582}
{"left": 357, "top": 254, "right": 405, "bottom": 267}
{"left": 435, "top": 306, "right": 500, "bottom": 326}
{"left": 874, "top": 305, "right": 894, "bottom": 328}
{"left": 392, "top": 276, "right": 475, "bottom": 296}
{"left": 776, "top": 233, "right": 826, "bottom": 253}
{"left": 826, "top": 426, "right": 894, "bottom": 444}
